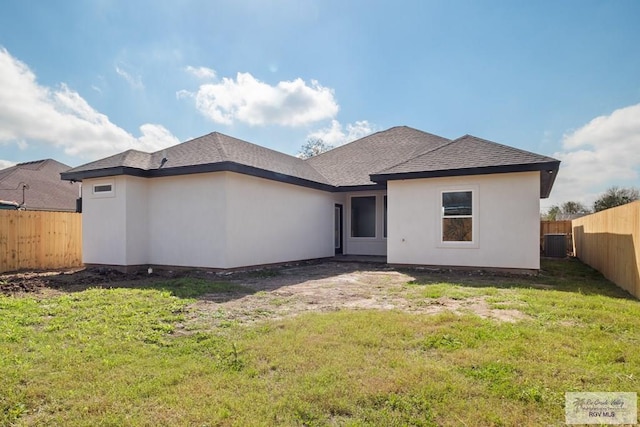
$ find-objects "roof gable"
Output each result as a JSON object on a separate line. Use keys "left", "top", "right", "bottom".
{"left": 305, "top": 126, "right": 451, "bottom": 187}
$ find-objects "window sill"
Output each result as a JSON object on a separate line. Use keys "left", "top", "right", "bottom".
{"left": 437, "top": 241, "right": 479, "bottom": 249}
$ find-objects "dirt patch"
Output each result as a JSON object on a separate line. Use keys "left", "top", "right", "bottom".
{"left": 1, "top": 262, "right": 531, "bottom": 327}
{"left": 0, "top": 266, "right": 182, "bottom": 295}
{"left": 182, "top": 262, "right": 531, "bottom": 331}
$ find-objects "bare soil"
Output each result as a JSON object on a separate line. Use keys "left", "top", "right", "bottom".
{"left": 1, "top": 261, "right": 530, "bottom": 329}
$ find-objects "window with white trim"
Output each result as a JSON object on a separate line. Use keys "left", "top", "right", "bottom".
{"left": 91, "top": 180, "right": 115, "bottom": 198}
{"left": 93, "top": 184, "right": 112, "bottom": 193}
{"left": 441, "top": 190, "right": 473, "bottom": 242}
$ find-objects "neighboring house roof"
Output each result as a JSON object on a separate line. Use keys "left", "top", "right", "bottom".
{"left": 0, "top": 159, "right": 80, "bottom": 211}
{"left": 62, "top": 126, "right": 560, "bottom": 198}
{"left": 556, "top": 213, "right": 588, "bottom": 221}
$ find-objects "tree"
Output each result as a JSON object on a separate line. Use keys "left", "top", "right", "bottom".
{"left": 297, "top": 138, "right": 333, "bottom": 159}
{"left": 542, "top": 201, "right": 589, "bottom": 220}
{"left": 543, "top": 205, "right": 561, "bottom": 221}
{"left": 593, "top": 186, "right": 640, "bottom": 212}
{"left": 561, "top": 201, "right": 589, "bottom": 215}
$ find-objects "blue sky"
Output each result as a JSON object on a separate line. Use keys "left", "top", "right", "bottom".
{"left": 1, "top": 0, "right": 639, "bottom": 210}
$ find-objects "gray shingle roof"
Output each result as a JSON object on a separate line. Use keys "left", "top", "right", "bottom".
{"left": 155, "top": 132, "right": 331, "bottom": 185}
{"left": 64, "top": 132, "right": 331, "bottom": 187}
{"left": 0, "top": 159, "right": 80, "bottom": 211}
{"left": 62, "top": 127, "right": 560, "bottom": 198}
{"left": 67, "top": 149, "right": 153, "bottom": 173}
{"left": 374, "top": 134, "right": 559, "bottom": 175}
{"left": 306, "top": 126, "right": 451, "bottom": 187}
{"left": 370, "top": 134, "right": 560, "bottom": 198}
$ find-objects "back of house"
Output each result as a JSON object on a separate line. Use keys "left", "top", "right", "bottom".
{"left": 62, "top": 126, "right": 559, "bottom": 272}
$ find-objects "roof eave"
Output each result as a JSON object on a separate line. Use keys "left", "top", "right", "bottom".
{"left": 61, "top": 166, "right": 146, "bottom": 182}
{"left": 333, "top": 183, "right": 387, "bottom": 192}
{"left": 370, "top": 161, "right": 561, "bottom": 198}
{"left": 61, "top": 162, "right": 337, "bottom": 193}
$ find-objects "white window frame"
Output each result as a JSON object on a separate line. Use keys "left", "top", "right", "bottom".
{"left": 383, "top": 195, "right": 388, "bottom": 239}
{"left": 91, "top": 179, "right": 115, "bottom": 198}
{"left": 438, "top": 186, "right": 479, "bottom": 248}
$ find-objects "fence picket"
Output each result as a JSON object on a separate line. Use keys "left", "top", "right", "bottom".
{"left": 572, "top": 201, "right": 640, "bottom": 299}
{"left": 0, "top": 210, "right": 82, "bottom": 273}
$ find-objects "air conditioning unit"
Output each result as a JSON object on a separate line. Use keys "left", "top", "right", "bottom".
{"left": 544, "top": 234, "right": 566, "bottom": 258}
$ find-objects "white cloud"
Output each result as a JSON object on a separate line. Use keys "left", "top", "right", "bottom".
{"left": 307, "top": 119, "right": 376, "bottom": 146}
{"left": 0, "top": 47, "right": 179, "bottom": 160}
{"left": 115, "top": 63, "right": 144, "bottom": 89}
{"left": 137, "top": 123, "right": 182, "bottom": 152}
{"left": 181, "top": 72, "right": 339, "bottom": 126}
{"left": 0, "top": 159, "right": 15, "bottom": 170}
{"left": 185, "top": 66, "right": 216, "bottom": 80}
{"left": 543, "top": 103, "right": 640, "bottom": 210}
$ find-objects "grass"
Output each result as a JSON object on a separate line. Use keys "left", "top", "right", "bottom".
{"left": 1, "top": 259, "right": 639, "bottom": 426}
{"left": 139, "top": 277, "right": 255, "bottom": 299}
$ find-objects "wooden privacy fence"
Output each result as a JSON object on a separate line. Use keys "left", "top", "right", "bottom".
{"left": 0, "top": 210, "right": 82, "bottom": 273}
{"left": 540, "top": 220, "right": 573, "bottom": 253}
{"left": 572, "top": 201, "right": 640, "bottom": 299}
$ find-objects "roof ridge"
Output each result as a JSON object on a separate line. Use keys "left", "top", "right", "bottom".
{"left": 209, "top": 132, "right": 229, "bottom": 160}
{"left": 374, "top": 137, "right": 457, "bottom": 175}
{"left": 16, "top": 159, "right": 48, "bottom": 167}
{"left": 301, "top": 161, "right": 334, "bottom": 185}
{"left": 212, "top": 131, "right": 306, "bottom": 161}
{"left": 308, "top": 127, "right": 394, "bottom": 159}
{"left": 106, "top": 149, "right": 151, "bottom": 169}
{"left": 460, "top": 134, "right": 558, "bottom": 161}
{"left": 194, "top": 132, "right": 334, "bottom": 186}
{"left": 309, "top": 125, "right": 450, "bottom": 160}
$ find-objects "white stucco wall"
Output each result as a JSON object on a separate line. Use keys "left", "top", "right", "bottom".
{"left": 82, "top": 176, "right": 128, "bottom": 265}
{"left": 224, "top": 173, "right": 336, "bottom": 268}
{"left": 82, "top": 171, "right": 336, "bottom": 269}
{"left": 82, "top": 170, "right": 541, "bottom": 270}
{"left": 387, "top": 172, "right": 541, "bottom": 269}
{"left": 146, "top": 173, "right": 228, "bottom": 268}
{"left": 82, "top": 176, "right": 149, "bottom": 266}
{"left": 124, "top": 176, "right": 149, "bottom": 265}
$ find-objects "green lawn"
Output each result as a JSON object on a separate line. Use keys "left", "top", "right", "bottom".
{"left": 1, "top": 259, "right": 638, "bottom": 426}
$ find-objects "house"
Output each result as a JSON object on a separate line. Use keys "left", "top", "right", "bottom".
{"left": 61, "top": 126, "right": 560, "bottom": 272}
{"left": 0, "top": 159, "right": 80, "bottom": 212}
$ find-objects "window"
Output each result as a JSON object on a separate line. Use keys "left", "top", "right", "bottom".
{"left": 93, "top": 184, "right": 112, "bottom": 193}
{"left": 91, "top": 180, "right": 115, "bottom": 198}
{"left": 351, "top": 196, "right": 376, "bottom": 237}
{"left": 442, "top": 191, "right": 473, "bottom": 242}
